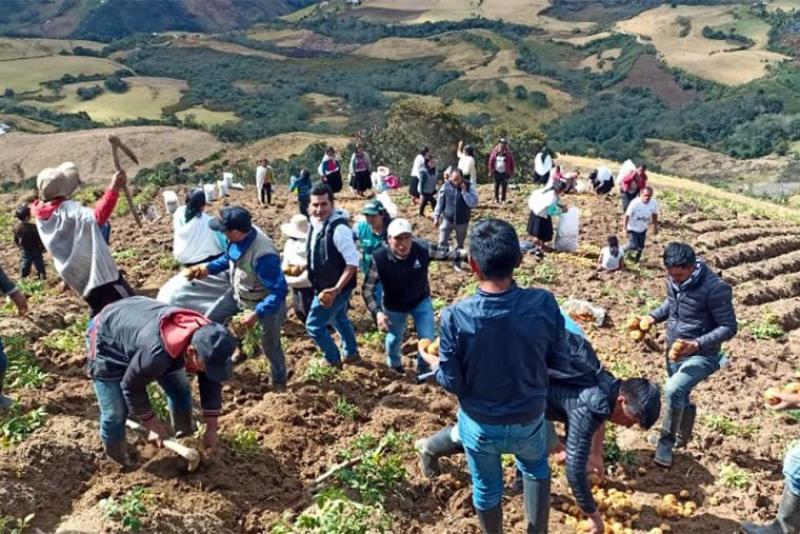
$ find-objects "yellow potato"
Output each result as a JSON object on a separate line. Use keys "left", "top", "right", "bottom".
{"left": 679, "top": 489, "right": 690, "bottom": 499}
{"left": 765, "top": 388, "right": 781, "bottom": 405}
{"left": 663, "top": 494, "right": 678, "bottom": 506}
{"left": 630, "top": 330, "right": 645, "bottom": 341}
{"left": 626, "top": 317, "right": 642, "bottom": 331}
{"left": 429, "top": 337, "right": 440, "bottom": 356}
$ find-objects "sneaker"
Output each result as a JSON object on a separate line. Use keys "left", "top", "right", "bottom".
{"left": 0, "top": 395, "right": 12, "bottom": 411}
{"left": 453, "top": 260, "right": 464, "bottom": 273}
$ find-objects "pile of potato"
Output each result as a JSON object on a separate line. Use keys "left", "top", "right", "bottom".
{"left": 626, "top": 316, "right": 651, "bottom": 342}
{"left": 563, "top": 487, "right": 641, "bottom": 534}
{"left": 655, "top": 491, "right": 698, "bottom": 519}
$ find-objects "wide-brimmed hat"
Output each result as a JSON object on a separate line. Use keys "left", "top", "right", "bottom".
{"left": 37, "top": 162, "right": 80, "bottom": 202}
{"left": 281, "top": 214, "right": 309, "bottom": 240}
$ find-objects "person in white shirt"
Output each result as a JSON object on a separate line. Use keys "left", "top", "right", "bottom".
{"left": 305, "top": 183, "right": 361, "bottom": 368}
{"left": 173, "top": 189, "right": 226, "bottom": 266}
{"left": 590, "top": 167, "right": 614, "bottom": 195}
{"left": 622, "top": 186, "right": 659, "bottom": 263}
{"left": 597, "top": 235, "right": 626, "bottom": 272}
{"left": 255, "top": 157, "right": 274, "bottom": 206}
{"left": 409, "top": 146, "right": 430, "bottom": 204}
{"left": 457, "top": 140, "right": 477, "bottom": 183}
{"left": 281, "top": 214, "right": 314, "bottom": 323}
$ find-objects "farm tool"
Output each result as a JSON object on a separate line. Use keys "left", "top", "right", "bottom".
{"left": 125, "top": 419, "right": 201, "bottom": 472}
{"left": 107, "top": 134, "right": 143, "bottom": 227}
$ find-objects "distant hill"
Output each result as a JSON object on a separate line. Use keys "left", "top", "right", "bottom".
{"left": 0, "top": 0, "right": 317, "bottom": 40}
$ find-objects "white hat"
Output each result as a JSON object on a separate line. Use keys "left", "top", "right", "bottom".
{"left": 37, "top": 161, "right": 80, "bottom": 202}
{"left": 280, "top": 214, "right": 309, "bottom": 240}
{"left": 387, "top": 218, "right": 413, "bottom": 238}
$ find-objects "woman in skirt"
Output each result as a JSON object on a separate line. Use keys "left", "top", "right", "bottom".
{"left": 319, "top": 146, "right": 343, "bottom": 193}
{"left": 527, "top": 180, "right": 567, "bottom": 248}
{"left": 349, "top": 144, "right": 372, "bottom": 197}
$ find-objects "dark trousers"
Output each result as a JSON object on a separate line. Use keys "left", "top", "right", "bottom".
{"left": 260, "top": 183, "right": 272, "bottom": 205}
{"left": 621, "top": 191, "right": 638, "bottom": 213}
{"left": 292, "top": 287, "right": 315, "bottom": 323}
{"left": 419, "top": 193, "right": 436, "bottom": 216}
{"left": 85, "top": 275, "right": 135, "bottom": 317}
{"left": 299, "top": 197, "right": 310, "bottom": 218}
{"left": 624, "top": 230, "right": 647, "bottom": 262}
{"left": 493, "top": 171, "right": 509, "bottom": 201}
{"left": 20, "top": 250, "right": 46, "bottom": 279}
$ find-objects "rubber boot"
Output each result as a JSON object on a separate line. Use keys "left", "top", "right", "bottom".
{"left": 476, "top": 504, "right": 503, "bottom": 534}
{"left": 741, "top": 488, "right": 800, "bottom": 534}
{"left": 523, "top": 477, "right": 550, "bottom": 534}
{"left": 103, "top": 439, "right": 132, "bottom": 468}
{"left": 654, "top": 407, "right": 684, "bottom": 468}
{"left": 170, "top": 410, "right": 194, "bottom": 438}
{"left": 415, "top": 425, "right": 463, "bottom": 478}
{"left": 676, "top": 404, "right": 696, "bottom": 449}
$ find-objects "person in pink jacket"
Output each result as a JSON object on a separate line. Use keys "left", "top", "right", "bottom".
{"left": 488, "top": 138, "right": 515, "bottom": 203}
{"left": 620, "top": 164, "right": 648, "bottom": 212}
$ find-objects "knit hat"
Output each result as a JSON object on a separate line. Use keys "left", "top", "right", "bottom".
{"left": 37, "top": 162, "right": 80, "bottom": 202}
{"left": 281, "top": 214, "right": 309, "bottom": 240}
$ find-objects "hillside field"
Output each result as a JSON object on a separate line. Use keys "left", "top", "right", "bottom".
{"left": 0, "top": 55, "right": 122, "bottom": 93}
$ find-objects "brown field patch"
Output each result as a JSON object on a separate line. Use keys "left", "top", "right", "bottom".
{"left": 227, "top": 131, "right": 351, "bottom": 163}
{"left": 618, "top": 54, "right": 698, "bottom": 108}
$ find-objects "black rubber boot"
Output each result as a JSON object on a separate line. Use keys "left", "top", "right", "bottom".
{"left": 103, "top": 439, "right": 132, "bottom": 468}
{"left": 415, "top": 425, "right": 463, "bottom": 478}
{"left": 741, "top": 487, "right": 800, "bottom": 534}
{"left": 476, "top": 504, "right": 503, "bottom": 534}
{"left": 170, "top": 410, "right": 194, "bottom": 438}
{"left": 654, "top": 407, "right": 684, "bottom": 468}
{"left": 523, "top": 477, "right": 550, "bottom": 534}
{"left": 675, "top": 404, "right": 696, "bottom": 449}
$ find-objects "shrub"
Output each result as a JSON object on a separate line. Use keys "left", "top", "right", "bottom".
{"left": 100, "top": 486, "right": 151, "bottom": 532}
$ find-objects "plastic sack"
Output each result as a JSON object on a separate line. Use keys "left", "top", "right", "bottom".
{"left": 575, "top": 178, "right": 592, "bottom": 194}
{"left": 162, "top": 190, "right": 179, "bottom": 214}
{"left": 535, "top": 153, "right": 553, "bottom": 177}
{"left": 376, "top": 191, "right": 399, "bottom": 219}
{"left": 553, "top": 206, "right": 580, "bottom": 252}
{"left": 222, "top": 172, "right": 234, "bottom": 188}
{"left": 562, "top": 297, "right": 606, "bottom": 327}
{"left": 203, "top": 183, "right": 216, "bottom": 202}
{"left": 217, "top": 180, "right": 229, "bottom": 197}
{"left": 528, "top": 188, "right": 556, "bottom": 217}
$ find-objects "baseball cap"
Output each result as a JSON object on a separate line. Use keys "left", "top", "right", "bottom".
{"left": 192, "top": 323, "right": 237, "bottom": 383}
{"left": 361, "top": 199, "right": 385, "bottom": 216}
{"left": 387, "top": 218, "right": 413, "bottom": 238}
{"left": 499, "top": 137, "right": 508, "bottom": 145}
{"left": 209, "top": 206, "right": 252, "bottom": 232}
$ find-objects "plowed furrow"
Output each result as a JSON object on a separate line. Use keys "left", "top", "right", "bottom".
{"left": 691, "top": 219, "right": 778, "bottom": 234}
{"left": 738, "top": 272, "right": 800, "bottom": 306}
{"left": 711, "top": 236, "right": 800, "bottom": 270}
{"left": 702, "top": 226, "right": 800, "bottom": 251}
{"left": 722, "top": 249, "right": 800, "bottom": 286}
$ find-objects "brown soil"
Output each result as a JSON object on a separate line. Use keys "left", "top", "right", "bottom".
{"left": 710, "top": 235, "right": 800, "bottom": 269}
{"left": 0, "top": 183, "right": 797, "bottom": 532}
{"left": 618, "top": 55, "right": 698, "bottom": 108}
{"left": 699, "top": 226, "right": 800, "bottom": 251}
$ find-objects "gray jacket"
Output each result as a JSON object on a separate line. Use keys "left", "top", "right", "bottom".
{"left": 650, "top": 262, "right": 737, "bottom": 356}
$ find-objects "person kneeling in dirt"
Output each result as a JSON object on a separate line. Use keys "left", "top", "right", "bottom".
{"left": 741, "top": 387, "right": 800, "bottom": 534}
{"left": 31, "top": 162, "right": 134, "bottom": 317}
{"left": 418, "top": 312, "right": 661, "bottom": 534}
{"left": 86, "top": 296, "right": 237, "bottom": 467}
{"left": 419, "top": 218, "right": 558, "bottom": 534}
{"left": 188, "top": 207, "right": 289, "bottom": 389}
{"left": 0, "top": 262, "right": 29, "bottom": 410}
{"left": 641, "top": 242, "right": 737, "bottom": 468}
{"left": 363, "top": 218, "right": 466, "bottom": 377}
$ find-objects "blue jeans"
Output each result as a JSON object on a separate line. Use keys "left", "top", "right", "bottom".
{"left": 458, "top": 409, "right": 550, "bottom": 510}
{"left": 20, "top": 250, "right": 46, "bottom": 279}
{"left": 306, "top": 287, "right": 358, "bottom": 364}
{"left": 207, "top": 289, "right": 288, "bottom": 385}
{"left": 784, "top": 440, "right": 800, "bottom": 497}
{"left": 664, "top": 354, "right": 721, "bottom": 410}
{"left": 385, "top": 298, "right": 434, "bottom": 372}
{"left": 0, "top": 337, "right": 7, "bottom": 383}
{"left": 93, "top": 370, "right": 192, "bottom": 444}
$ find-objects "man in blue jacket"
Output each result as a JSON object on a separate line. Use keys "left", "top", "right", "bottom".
{"left": 641, "top": 242, "right": 737, "bottom": 467}
{"left": 86, "top": 296, "right": 237, "bottom": 467}
{"left": 426, "top": 218, "right": 561, "bottom": 534}
{"left": 0, "top": 263, "right": 29, "bottom": 410}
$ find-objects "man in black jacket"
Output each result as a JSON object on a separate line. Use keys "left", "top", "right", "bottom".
{"left": 363, "top": 218, "right": 466, "bottom": 376}
{"left": 86, "top": 296, "right": 237, "bottom": 466}
{"left": 641, "top": 242, "right": 737, "bottom": 467}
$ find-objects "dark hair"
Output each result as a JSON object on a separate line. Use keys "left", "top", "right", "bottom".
{"left": 607, "top": 235, "right": 619, "bottom": 256}
{"left": 184, "top": 188, "right": 207, "bottom": 221}
{"left": 310, "top": 182, "right": 334, "bottom": 202}
{"left": 14, "top": 204, "right": 30, "bottom": 221}
{"left": 468, "top": 219, "right": 521, "bottom": 281}
{"left": 420, "top": 146, "right": 430, "bottom": 156}
{"left": 551, "top": 180, "right": 568, "bottom": 194}
{"left": 620, "top": 378, "right": 661, "bottom": 430}
{"left": 424, "top": 156, "right": 435, "bottom": 169}
{"left": 639, "top": 164, "right": 647, "bottom": 171}
{"left": 299, "top": 168, "right": 311, "bottom": 180}
{"left": 663, "top": 242, "right": 696, "bottom": 268}
{"left": 464, "top": 144, "right": 475, "bottom": 157}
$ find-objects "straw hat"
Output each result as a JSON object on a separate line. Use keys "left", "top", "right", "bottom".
{"left": 280, "top": 214, "right": 309, "bottom": 240}
{"left": 37, "top": 162, "right": 80, "bottom": 202}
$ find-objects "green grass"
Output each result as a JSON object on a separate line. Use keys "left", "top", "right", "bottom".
{"left": 0, "top": 406, "right": 47, "bottom": 448}
{"left": 336, "top": 430, "right": 412, "bottom": 505}
{"left": 1, "top": 55, "right": 120, "bottom": 92}
{"left": 0, "top": 212, "right": 13, "bottom": 243}
{"left": 603, "top": 425, "right": 637, "bottom": 467}
{"left": 4, "top": 335, "right": 49, "bottom": 389}
{"left": 101, "top": 486, "right": 151, "bottom": 532}
{"left": 702, "top": 414, "right": 754, "bottom": 437}
{"left": 431, "top": 297, "right": 447, "bottom": 312}
{"left": 112, "top": 248, "right": 139, "bottom": 261}
{"left": 357, "top": 329, "right": 384, "bottom": 350}
{"left": 304, "top": 358, "right": 339, "bottom": 383}
{"left": 43, "top": 315, "right": 88, "bottom": 354}
{"left": 334, "top": 396, "right": 359, "bottom": 421}
{"left": 15, "top": 279, "right": 45, "bottom": 296}
{"left": 748, "top": 312, "right": 786, "bottom": 340}
{"left": 176, "top": 107, "right": 238, "bottom": 126}
{"left": 223, "top": 427, "right": 261, "bottom": 457}
{"left": 533, "top": 263, "right": 557, "bottom": 284}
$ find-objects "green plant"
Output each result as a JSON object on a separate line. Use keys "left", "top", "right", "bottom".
{"left": 43, "top": 315, "right": 89, "bottom": 354}
{"left": 157, "top": 254, "right": 181, "bottom": 271}
{"left": 4, "top": 336, "right": 49, "bottom": 389}
{"left": 101, "top": 486, "right": 151, "bottom": 532}
{"left": 112, "top": 248, "right": 139, "bottom": 261}
{"left": 336, "top": 430, "right": 412, "bottom": 504}
{"left": 334, "top": 396, "right": 359, "bottom": 420}
{"left": 718, "top": 462, "right": 751, "bottom": 488}
{"left": 749, "top": 312, "right": 786, "bottom": 340}
{"left": 270, "top": 488, "right": 392, "bottom": 534}
{"left": 533, "top": 263, "right": 557, "bottom": 284}
{"left": 0, "top": 406, "right": 47, "bottom": 448}
{"left": 223, "top": 427, "right": 260, "bottom": 457}
{"left": 702, "top": 414, "right": 754, "bottom": 437}
{"left": 603, "top": 426, "right": 636, "bottom": 467}
{"left": 431, "top": 297, "right": 447, "bottom": 312}
{"left": 357, "top": 329, "right": 384, "bottom": 349}
{"left": 15, "top": 279, "right": 45, "bottom": 296}
{"left": 145, "top": 383, "right": 169, "bottom": 421}
{"left": 0, "top": 513, "right": 34, "bottom": 534}
{"left": 304, "top": 357, "right": 338, "bottom": 383}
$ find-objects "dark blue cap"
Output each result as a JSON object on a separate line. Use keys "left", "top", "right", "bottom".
{"left": 209, "top": 206, "right": 252, "bottom": 233}
{"left": 192, "top": 323, "right": 236, "bottom": 383}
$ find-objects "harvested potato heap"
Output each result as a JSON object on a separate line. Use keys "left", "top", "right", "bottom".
{"left": 655, "top": 490, "right": 698, "bottom": 519}
{"left": 626, "top": 316, "right": 652, "bottom": 342}
{"left": 563, "top": 486, "right": 641, "bottom": 534}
